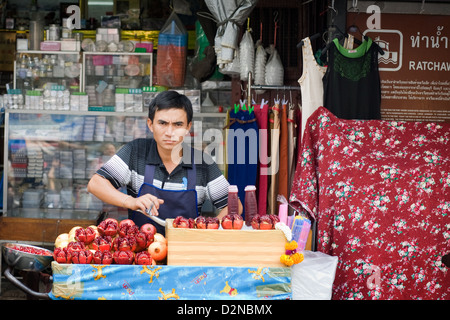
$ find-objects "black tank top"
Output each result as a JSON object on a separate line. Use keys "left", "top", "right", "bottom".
{"left": 323, "top": 37, "right": 381, "bottom": 120}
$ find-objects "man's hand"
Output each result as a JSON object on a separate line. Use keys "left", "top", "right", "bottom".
{"left": 124, "top": 194, "right": 164, "bottom": 216}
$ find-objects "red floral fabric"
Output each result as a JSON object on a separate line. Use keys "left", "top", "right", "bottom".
{"left": 290, "top": 107, "right": 450, "bottom": 300}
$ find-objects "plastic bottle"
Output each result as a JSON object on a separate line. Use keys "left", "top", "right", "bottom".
{"left": 244, "top": 185, "right": 257, "bottom": 226}
{"left": 278, "top": 203, "right": 288, "bottom": 225}
{"left": 228, "top": 185, "right": 240, "bottom": 216}
{"left": 291, "top": 215, "right": 311, "bottom": 251}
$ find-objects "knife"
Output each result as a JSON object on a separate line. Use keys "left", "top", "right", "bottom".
{"left": 136, "top": 207, "right": 166, "bottom": 227}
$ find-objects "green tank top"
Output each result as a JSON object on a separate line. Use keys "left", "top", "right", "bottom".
{"left": 323, "top": 36, "right": 381, "bottom": 120}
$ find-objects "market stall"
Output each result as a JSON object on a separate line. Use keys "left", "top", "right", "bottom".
{"left": 2, "top": 218, "right": 337, "bottom": 300}
{"left": 2, "top": 0, "right": 449, "bottom": 303}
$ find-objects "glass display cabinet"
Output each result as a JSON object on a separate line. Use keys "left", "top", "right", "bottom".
{"left": 3, "top": 110, "right": 149, "bottom": 222}
{"left": 82, "top": 52, "right": 153, "bottom": 108}
{"left": 14, "top": 50, "right": 82, "bottom": 93}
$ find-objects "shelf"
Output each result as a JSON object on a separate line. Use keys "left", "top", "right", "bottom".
{"left": 83, "top": 51, "right": 152, "bottom": 56}
{"left": 5, "top": 108, "right": 147, "bottom": 117}
{"left": 5, "top": 109, "right": 227, "bottom": 118}
{"left": 16, "top": 50, "right": 81, "bottom": 55}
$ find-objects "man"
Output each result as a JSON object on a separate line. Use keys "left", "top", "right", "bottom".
{"left": 87, "top": 90, "right": 240, "bottom": 234}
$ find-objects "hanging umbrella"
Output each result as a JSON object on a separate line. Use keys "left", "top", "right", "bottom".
{"left": 202, "top": 0, "right": 258, "bottom": 69}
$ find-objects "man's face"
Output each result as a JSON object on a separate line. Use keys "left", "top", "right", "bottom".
{"left": 147, "top": 108, "right": 192, "bottom": 154}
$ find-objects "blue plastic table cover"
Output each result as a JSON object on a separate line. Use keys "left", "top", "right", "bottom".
{"left": 48, "top": 262, "right": 291, "bottom": 300}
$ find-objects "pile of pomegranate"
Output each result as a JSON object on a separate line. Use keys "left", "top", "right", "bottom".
{"left": 172, "top": 214, "right": 279, "bottom": 230}
{"left": 53, "top": 218, "right": 167, "bottom": 265}
{"left": 172, "top": 216, "right": 221, "bottom": 229}
{"left": 251, "top": 214, "right": 280, "bottom": 230}
{"left": 9, "top": 244, "right": 52, "bottom": 256}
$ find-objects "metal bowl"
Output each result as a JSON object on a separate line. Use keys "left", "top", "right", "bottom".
{"left": 2, "top": 242, "right": 53, "bottom": 272}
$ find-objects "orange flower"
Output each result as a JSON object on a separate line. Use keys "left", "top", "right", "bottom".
{"left": 291, "top": 252, "right": 304, "bottom": 264}
{"left": 285, "top": 240, "right": 298, "bottom": 251}
{"left": 280, "top": 254, "right": 294, "bottom": 267}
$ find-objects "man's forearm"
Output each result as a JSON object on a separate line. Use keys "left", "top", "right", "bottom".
{"left": 87, "top": 174, "right": 129, "bottom": 208}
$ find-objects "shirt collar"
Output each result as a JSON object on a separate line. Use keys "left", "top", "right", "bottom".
{"left": 146, "top": 139, "right": 193, "bottom": 169}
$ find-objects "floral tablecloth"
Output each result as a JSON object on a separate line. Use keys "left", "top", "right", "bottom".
{"left": 290, "top": 107, "right": 450, "bottom": 300}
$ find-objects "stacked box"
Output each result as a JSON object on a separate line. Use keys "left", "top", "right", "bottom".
{"left": 59, "top": 151, "right": 73, "bottom": 179}
{"left": 114, "top": 88, "right": 127, "bottom": 112}
{"left": 115, "top": 88, "right": 143, "bottom": 112}
{"left": 4, "top": 90, "right": 24, "bottom": 109}
{"left": 85, "top": 85, "right": 97, "bottom": 106}
{"left": 70, "top": 92, "right": 88, "bottom": 111}
{"left": 113, "top": 120, "right": 125, "bottom": 142}
{"left": 124, "top": 117, "right": 136, "bottom": 142}
{"left": 26, "top": 145, "right": 44, "bottom": 178}
{"left": 42, "top": 85, "right": 70, "bottom": 110}
{"left": 82, "top": 116, "right": 96, "bottom": 141}
{"left": 25, "top": 90, "right": 43, "bottom": 110}
{"left": 10, "top": 141, "right": 27, "bottom": 178}
{"left": 73, "top": 149, "right": 86, "bottom": 179}
{"left": 134, "top": 118, "right": 148, "bottom": 139}
{"left": 71, "top": 117, "right": 85, "bottom": 141}
{"left": 94, "top": 116, "right": 107, "bottom": 141}
{"left": 96, "top": 28, "right": 120, "bottom": 43}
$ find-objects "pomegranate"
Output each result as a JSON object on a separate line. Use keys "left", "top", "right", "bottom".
{"left": 118, "top": 224, "right": 140, "bottom": 238}
{"left": 113, "top": 250, "right": 134, "bottom": 264}
{"left": 75, "top": 226, "right": 97, "bottom": 245}
{"left": 71, "top": 249, "right": 94, "bottom": 264}
{"left": 10, "top": 245, "right": 52, "bottom": 256}
{"left": 135, "top": 251, "right": 152, "bottom": 265}
{"left": 221, "top": 213, "right": 244, "bottom": 230}
{"left": 88, "top": 225, "right": 100, "bottom": 237}
{"left": 68, "top": 226, "right": 82, "bottom": 242}
{"left": 269, "top": 214, "right": 280, "bottom": 225}
{"left": 251, "top": 214, "right": 277, "bottom": 229}
{"left": 97, "top": 218, "right": 119, "bottom": 237}
{"left": 153, "top": 233, "right": 167, "bottom": 245}
{"left": 66, "top": 241, "right": 86, "bottom": 254}
{"left": 140, "top": 223, "right": 156, "bottom": 237}
{"left": 205, "top": 217, "right": 220, "bottom": 229}
{"left": 93, "top": 250, "right": 113, "bottom": 264}
{"left": 135, "top": 231, "right": 154, "bottom": 251}
{"left": 91, "top": 235, "right": 113, "bottom": 252}
{"left": 119, "top": 219, "right": 135, "bottom": 228}
{"left": 53, "top": 247, "right": 72, "bottom": 263}
{"left": 55, "top": 233, "right": 70, "bottom": 248}
{"left": 195, "top": 216, "right": 206, "bottom": 229}
{"left": 173, "top": 216, "right": 189, "bottom": 228}
{"left": 148, "top": 241, "right": 167, "bottom": 261}
{"left": 113, "top": 235, "right": 137, "bottom": 252}
{"left": 259, "top": 215, "right": 273, "bottom": 230}
{"left": 251, "top": 215, "right": 259, "bottom": 229}
{"left": 173, "top": 216, "right": 197, "bottom": 228}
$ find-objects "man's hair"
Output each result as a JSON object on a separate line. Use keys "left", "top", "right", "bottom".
{"left": 148, "top": 90, "right": 193, "bottom": 124}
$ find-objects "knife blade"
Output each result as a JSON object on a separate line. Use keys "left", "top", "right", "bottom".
{"left": 136, "top": 209, "right": 166, "bottom": 227}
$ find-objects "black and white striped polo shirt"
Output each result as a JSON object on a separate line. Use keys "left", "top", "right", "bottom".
{"left": 96, "top": 138, "right": 229, "bottom": 212}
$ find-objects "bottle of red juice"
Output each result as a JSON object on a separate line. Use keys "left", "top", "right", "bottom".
{"left": 244, "top": 185, "right": 257, "bottom": 226}
{"left": 228, "top": 185, "right": 240, "bottom": 215}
